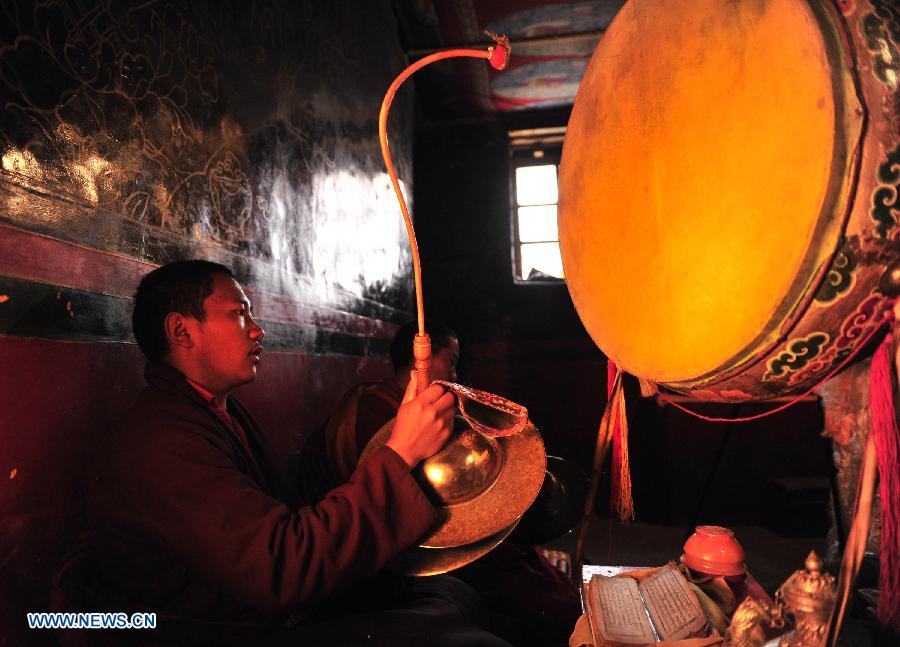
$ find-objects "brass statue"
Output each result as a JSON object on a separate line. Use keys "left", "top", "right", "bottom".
{"left": 725, "top": 551, "right": 836, "bottom": 647}
{"left": 775, "top": 551, "right": 837, "bottom": 647}
{"left": 725, "top": 595, "right": 785, "bottom": 647}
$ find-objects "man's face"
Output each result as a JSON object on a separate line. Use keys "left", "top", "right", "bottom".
{"left": 191, "top": 274, "right": 265, "bottom": 392}
{"left": 431, "top": 336, "right": 459, "bottom": 382}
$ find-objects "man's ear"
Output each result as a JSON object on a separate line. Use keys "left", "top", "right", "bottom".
{"left": 164, "top": 312, "right": 195, "bottom": 351}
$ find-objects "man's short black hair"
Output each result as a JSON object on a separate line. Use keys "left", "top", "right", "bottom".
{"left": 389, "top": 320, "right": 457, "bottom": 371}
{"left": 132, "top": 260, "right": 235, "bottom": 361}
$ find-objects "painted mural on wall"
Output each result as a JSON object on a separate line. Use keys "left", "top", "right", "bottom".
{"left": 0, "top": 0, "right": 414, "bottom": 314}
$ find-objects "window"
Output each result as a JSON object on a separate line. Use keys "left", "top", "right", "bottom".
{"left": 510, "top": 128, "right": 565, "bottom": 282}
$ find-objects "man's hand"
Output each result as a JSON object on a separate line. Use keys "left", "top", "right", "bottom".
{"left": 386, "top": 371, "right": 455, "bottom": 469}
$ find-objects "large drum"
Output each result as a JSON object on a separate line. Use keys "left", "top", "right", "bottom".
{"left": 559, "top": 0, "right": 900, "bottom": 400}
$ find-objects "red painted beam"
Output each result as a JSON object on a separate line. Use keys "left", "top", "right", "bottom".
{"left": 0, "top": 223, "right": 398, "bottom": 339}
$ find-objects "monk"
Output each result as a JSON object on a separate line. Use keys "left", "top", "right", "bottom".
{"left": 86, "top": 260, "right": 511, "bottom": 646}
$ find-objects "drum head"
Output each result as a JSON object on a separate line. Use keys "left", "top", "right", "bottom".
{"left": 559, "top": 0, "right": 863, "bottom": 385}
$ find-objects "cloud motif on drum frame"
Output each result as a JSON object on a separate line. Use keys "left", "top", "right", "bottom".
{"left": 872, "top": 144, "right": 900, "bottom": 239}
{"left": 763, "top": 332, "right": 831, "bottom": 382}
{"left": 814, "top": 244, "right": 858, "bottom": 303}
{"left": 861, "top": 1, "right": 900, "bottom": 92}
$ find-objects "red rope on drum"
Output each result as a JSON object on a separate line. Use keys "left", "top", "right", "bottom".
{"left": 378, "top": 34, "right": 510, "bottom": 393}
{"left": 657, "top": 304, "right": 894, "bottom": 423}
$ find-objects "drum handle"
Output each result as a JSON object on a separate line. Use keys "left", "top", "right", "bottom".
{"left": 378, "top": 35, "right": 510, "bottom": 394}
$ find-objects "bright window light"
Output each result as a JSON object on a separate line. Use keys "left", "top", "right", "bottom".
{"left": 517, "top": 205, "right": 558, "bottom": 242}
{"left": 515, "top": 165, "right": 558, "bottom": 206}
{"left": 520, "top": 242, "right": 564, "bottom": 279}
{"left": 510, "top": 135, "right": 565, "bottom": 281}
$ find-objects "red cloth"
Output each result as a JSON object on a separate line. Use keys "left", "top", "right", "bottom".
{"left": 87, "top": 362, "right": 440, "bottom": 624}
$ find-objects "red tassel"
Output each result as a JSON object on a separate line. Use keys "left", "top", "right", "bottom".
{"left": 608, "top": 361, "right": 634, "bottom": 521}
{"left": 870, "top": 332, "right": 900, "bottom": 628}
{"left": 609, "top": 361, "right": 621, "bottom": 512}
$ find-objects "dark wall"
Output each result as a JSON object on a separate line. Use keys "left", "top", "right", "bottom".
{"left": 0, "top": 1, "right": 413, "bottom": 642}
{"left": 626, "top": 393, "right": 829, "bottom": 529}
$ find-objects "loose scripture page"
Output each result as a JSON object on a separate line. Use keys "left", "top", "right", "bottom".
{"left": 585, "top": 575, "right": 657, "bottom": 646}
{"left": 638, "top": 564, "right": 707, "bottom": 641}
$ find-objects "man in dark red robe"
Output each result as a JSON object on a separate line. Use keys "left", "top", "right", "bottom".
{"left": 86, "top": 260, "right": 511, "bottom": 646}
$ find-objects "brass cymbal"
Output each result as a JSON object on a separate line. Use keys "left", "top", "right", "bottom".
{"left": 389, "top": 519, "right": 520, "bottom": 577}
{"left": 362, "top": 415, "right": 546, "bottom": 549}
{"left": 511, "top": 455, "right": 590, "bottom": 546}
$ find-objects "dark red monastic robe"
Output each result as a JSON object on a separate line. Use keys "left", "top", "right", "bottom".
{"left": 87, "top": 362, "right": 439, "bottom": 624}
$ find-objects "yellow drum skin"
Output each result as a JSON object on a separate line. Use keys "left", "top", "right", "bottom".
{"left": 559, "top": 0, "right": 900, "bottom": 400}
